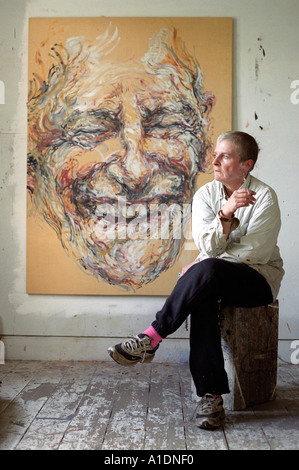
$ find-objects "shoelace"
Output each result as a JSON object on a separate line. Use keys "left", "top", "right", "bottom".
{"left": 123, "top": 336, "right": 148, "bottom": 363}
{"left": 199, "top": 394, "right": 215, "bottom": 411}
{"left": 190, "top": 394, "right": 215, "bottom": 421}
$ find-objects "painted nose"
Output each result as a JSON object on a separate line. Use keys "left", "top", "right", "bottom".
{"left": 124, "top": 133, "right": 150, "bottom": 184}
{"left": 107, "top": 124, "right": 152, "bottom": 195}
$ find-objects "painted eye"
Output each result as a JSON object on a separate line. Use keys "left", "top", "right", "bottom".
{"left": 144, "top": 115, "right": 197, "bottom": 139}
{"left": 63, "top": 118, "right": 121, "bottom": 149}
{"left": 70, "top": 126, "right": 114, "bottom": 148}
{"left": 58, "top": 110, "right": 121, "bottom": 149}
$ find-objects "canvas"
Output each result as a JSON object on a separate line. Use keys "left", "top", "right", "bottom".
{"left": 27, "top": 17, "right": 232, "bottom": 295}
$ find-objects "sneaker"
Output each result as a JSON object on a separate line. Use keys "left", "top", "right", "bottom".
{"left": 107, "top": 334, "right": 159, "bottom": 366}
{"left": 195, "top": 394, "right": 225, "bottom": 430}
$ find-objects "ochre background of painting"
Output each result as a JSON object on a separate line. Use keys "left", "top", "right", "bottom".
{"left": 27, "top": 17, "right": 232, "bottom": 295}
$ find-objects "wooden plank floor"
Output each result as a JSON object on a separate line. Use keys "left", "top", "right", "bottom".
{"left": 0, "top": 360, "right": 298, "bottom": 450}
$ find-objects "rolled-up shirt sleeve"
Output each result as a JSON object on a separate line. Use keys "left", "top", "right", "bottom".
{"left": 221, "top": 190, "right": 281, "bottom": 266}
{"left": 192, "top": 185, "right": 230, "bottom": 257}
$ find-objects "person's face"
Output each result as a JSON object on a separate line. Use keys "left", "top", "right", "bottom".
{"left": 31, "top": 64, "right": 205, "bottom": 288}
{"left": 212, "top": 139, "right": 248, "bottom": 191}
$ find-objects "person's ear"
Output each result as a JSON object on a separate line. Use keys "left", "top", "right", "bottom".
{"left": 241, "top": 159, "right": 254, "bottom": 173}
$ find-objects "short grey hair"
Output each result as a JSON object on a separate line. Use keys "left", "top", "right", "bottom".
{"left": 217, "top": 131, "right": 260, "bottom": 168}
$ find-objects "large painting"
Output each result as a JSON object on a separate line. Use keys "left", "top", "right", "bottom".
{"left": 27, "top": 17, "right": 232, "bottom": 295}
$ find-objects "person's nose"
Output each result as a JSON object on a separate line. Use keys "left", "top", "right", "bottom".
{"left": 212, "top": 155, "right": 220, "bottom": 166}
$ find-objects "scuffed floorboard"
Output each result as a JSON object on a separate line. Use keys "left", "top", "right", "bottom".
{"left": 0, "top": 361, "right": 298, "bottom": 450}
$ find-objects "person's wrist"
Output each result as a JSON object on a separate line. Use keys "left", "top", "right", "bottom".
{"left": 218, "top": 209, "right": 235, "bottom": 222}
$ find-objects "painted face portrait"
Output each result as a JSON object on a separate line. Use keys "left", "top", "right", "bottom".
{"left": 27, "top": 26, "right": 214, "bottom": 291}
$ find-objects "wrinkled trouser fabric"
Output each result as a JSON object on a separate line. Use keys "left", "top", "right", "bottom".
{"left": 152, "top": 258, "right": 273, "bottom": 397}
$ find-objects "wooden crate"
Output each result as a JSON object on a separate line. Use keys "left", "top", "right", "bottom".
{"left": 192, "top": 301, "right": 279, "bottom": 411}
{"left": 220, "top": 301, "right": 279, "bottom": 410}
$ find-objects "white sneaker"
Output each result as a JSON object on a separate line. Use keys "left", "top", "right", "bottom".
{"left": 108, "top": 334, "right": 159, "bottom": 366}
{"left": 195, "top": 394, "right": 225, "bottom": 430}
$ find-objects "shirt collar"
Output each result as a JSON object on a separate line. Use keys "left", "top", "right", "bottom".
{"left": 218, "top": 174, "right": 252, "bottom": 200}
{"left": 241, "top": 174, "right": 252, "bottom": 191}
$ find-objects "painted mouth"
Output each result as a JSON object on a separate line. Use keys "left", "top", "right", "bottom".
{"left": 71, "top": 178, "right": 183, "bottom": 223}
{"left": 68, "top": 180, "right": 188, "bottom": 243}
{"left": 75, "top": 192, "right": 181, "bottom": 223}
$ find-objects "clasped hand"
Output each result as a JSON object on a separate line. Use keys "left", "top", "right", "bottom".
{"left": 221, "top": 188, "right": 256, "bottom": 218}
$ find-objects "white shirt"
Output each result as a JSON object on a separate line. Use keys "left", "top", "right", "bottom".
{"left": 192, "top": 174, "right": 284, "bottom": 300}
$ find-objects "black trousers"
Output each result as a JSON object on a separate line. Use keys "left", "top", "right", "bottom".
{"left": 152, "top": 258, "right": 273, "bottom": 397}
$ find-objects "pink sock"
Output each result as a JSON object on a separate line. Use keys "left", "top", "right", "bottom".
{"left": 142, "top": 326, "right": 163, "bottom": 348}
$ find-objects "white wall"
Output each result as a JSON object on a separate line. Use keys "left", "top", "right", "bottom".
{"left": 0, "top": 0, "right": 298, "bottom": 363}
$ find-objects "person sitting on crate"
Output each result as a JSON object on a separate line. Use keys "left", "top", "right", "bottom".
{"left": 108, "top": 131, "right": 284, "bottom": 430}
